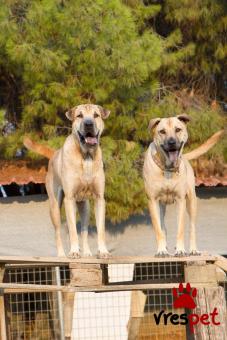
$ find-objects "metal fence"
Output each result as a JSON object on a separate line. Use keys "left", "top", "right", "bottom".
{"left": 2, "top": 262, "right": 185, "bottom": 339}
{"left": 1, "top": 256, "right": 226, "bottom": 340}
{"left": 4, "top": 265, "right": 70, "bottom": 340}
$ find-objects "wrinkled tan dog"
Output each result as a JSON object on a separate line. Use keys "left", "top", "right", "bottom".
{"left": 24, "top": 104, "right": 110, "bottom": 258}
{"left": 143, "top": 115, "right": 223, "bottom": 257}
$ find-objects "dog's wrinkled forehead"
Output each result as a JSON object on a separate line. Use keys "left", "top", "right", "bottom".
{"left": 74, "top": 104, "right": 100, "bottom": 117}
{"left": 157, "top": 117, "right": 186, "bottom": 132}
{"left": 66, "top": 104, "right": 110, "bottom": 121}
{"left": 148, "top": 114, "right": 191, "bottom": 146}
{"left": 149, "top": 115, "right": 190, "bottom": 134}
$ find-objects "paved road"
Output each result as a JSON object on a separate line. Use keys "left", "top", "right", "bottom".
{"left": 0, "top": 188, "right": 226, "bottom": 257}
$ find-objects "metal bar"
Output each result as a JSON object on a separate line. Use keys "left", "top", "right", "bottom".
{"left": 55, "top": 267, "right": 65, "bottom": 340}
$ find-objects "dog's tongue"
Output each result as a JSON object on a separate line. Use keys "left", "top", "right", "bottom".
{"left": 85, "top": 136, "right": 98, "bottom": 145}
{"left": 168, "top": 151, "right": 178, "bottom": 163}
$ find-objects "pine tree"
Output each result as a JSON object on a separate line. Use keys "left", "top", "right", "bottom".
{"left": 0, "top": 0, "right": 225, "bottom": 222}
{"left": 151, "top": 0, "right": 227, "bottom": 95}
{"left": 0, "top": 0, "right": 166, "bottom": 221}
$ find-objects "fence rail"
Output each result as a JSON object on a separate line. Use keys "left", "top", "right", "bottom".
{"left": 0, "top": 254, "right": 218, "bottom": 264}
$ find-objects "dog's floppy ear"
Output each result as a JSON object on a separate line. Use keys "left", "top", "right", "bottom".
{"left": 177, "top": 114, "right": 191, "bottom": 124}
{"left": 65, "top": 108, "right": 74, "bottom": 121}
{"left": 98, "top": 106, "right": 111, "bottom": 119}
{"left": 149, "top": 118, "right": 161, "bottom": 131}
{"left": 66, "top": 106, "right": 79, "bottom": 121}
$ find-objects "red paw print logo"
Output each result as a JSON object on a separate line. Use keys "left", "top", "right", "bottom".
{"left": 173, "top": 283, "right": 197, "bottom": 309}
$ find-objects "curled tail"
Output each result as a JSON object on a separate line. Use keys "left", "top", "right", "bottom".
{"left": 23, "top": 137, "right": 55, "bottom": 159}
{"left": 184, "top": 130, "right": 224, "bottom": 161}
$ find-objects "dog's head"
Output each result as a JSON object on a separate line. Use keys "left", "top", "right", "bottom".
{"left": 66, "top": 104, "right": 110, "bottom": 152}
{"left": 149, "top": 114, "right": 191, "bottom": 167}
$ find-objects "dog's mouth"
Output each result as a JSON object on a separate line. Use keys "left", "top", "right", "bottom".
{"left": 166, "top": 149, "right": 179, "bottom": 163}
{"left": 161, "top": 143, "right": 183, "bottom": 164}
{"left": 77, "top": 131, "right": 99, "bottom": 146}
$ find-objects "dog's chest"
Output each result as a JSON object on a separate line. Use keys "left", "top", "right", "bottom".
{"left": 75, "top": 158, "right": 98, "bottom": 201}
{"left": 75, "top": 184, "right": 97, "bottom": 201}
{"left": 155, "top": 181, "right": 180, "bottom": 205}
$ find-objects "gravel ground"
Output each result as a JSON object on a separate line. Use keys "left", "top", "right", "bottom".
{"left": 0, "top": 188, "right": 226, "bottom": 257}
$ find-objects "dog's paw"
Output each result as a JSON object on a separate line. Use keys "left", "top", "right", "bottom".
{"left": 189, "top": 249, "right": 201, "bottom": 256}
{"left": 68, "top": 250, "right": 80, "bottom": 259}
{"left": 174, "top": 249, "right": 187, "bottom": 257}
{"left": 155, "top": 249, "right": 170, "bottom": 258}
{"left": 97, "top": 251, "right": 112, "bottom": 259}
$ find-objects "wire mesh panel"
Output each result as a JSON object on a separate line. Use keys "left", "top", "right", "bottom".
{"left": 6, "top": 292, "right": 59, "bottom": 340}
{"left": 5, "top": 265, "right": 70, "bottom": 286}
{"left": 4, "top": 265, "right": 69, "bottom": 340}
{"left": 133, "top": 262, "right": 184, "bottom": 282}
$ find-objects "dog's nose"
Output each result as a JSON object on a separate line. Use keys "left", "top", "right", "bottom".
{"left": 84, "top": 120, "right": 94, "bottom": 128}
{"left": 168, "top": 138, "right": 176, "bottom": 145}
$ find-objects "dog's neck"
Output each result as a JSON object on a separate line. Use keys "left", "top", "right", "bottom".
{"left": 81, "top": 148, "right": 97, "bottom": 160}
{"left": 73, "top": 134, "right": 98, "bottom": 160}
{"left": 72, "top": 134, "right": 102, "bottom": 181}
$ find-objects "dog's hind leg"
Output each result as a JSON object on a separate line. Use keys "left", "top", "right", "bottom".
{"left": 77, "top": 200, "right": 92, "bottom": 257}
{"left": 186, "top": 190, "right": 200, "bottom": 255}
{"left": 64, "top": 196, "right": 80, "bottom": 258}
{"left": 148, "top": 199, "right": 169, "bottom": 257}
{"left": 46, "top": 178, "right": 66, "bottom": 257}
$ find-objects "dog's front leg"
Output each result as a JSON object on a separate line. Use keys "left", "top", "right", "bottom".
{"left": 148, "top": 199, "right": 169, "bottom": 256}
{"left": 95, "top": 198, "right": 110, "bottom": 258}
{"left": 175, "top": 197, "right": 186, "bottom": 256}
{"left": 159, "top": 203, "right": 167, "bottom": 238}
{"left": 64, "top": 197, "right": 80, "bottom": 258}
{"left": 77, "top": 200, "right": 92, "bottom": 257}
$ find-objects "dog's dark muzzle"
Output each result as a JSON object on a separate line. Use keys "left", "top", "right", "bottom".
{"left": 78, "top": 120, "right": 99, "bottom": 147}
{"left": 84, "top": 119, "right": 94, "bottom": 131}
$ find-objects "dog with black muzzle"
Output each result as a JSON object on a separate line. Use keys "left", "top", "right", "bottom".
{"left": 24, "top": 104, "right": 110, "bottom": 258}
{"left": 143, "top": 115, "right": 223, "bottom": 256}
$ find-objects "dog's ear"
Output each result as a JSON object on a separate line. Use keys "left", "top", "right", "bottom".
{"left": 177, "top": 114, "right": 191, "bottom": 124}
{"left": 149, "top": 118, "right": 161, "bottom": 131}
{"left": 98, "top": 106, "right": 111, "bottom": 119}
{"left": 66, "top": 107, "right": 79, "bottom": 121}
{"left": 65, "top": 108, "right": 74, "bottom": 121}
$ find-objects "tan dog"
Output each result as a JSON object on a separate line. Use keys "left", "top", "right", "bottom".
{"left": 143, "top": 115, "right": 223, "bottom": 256}
{"left": 24, "top": 104, "right": 110, "bottom": 258}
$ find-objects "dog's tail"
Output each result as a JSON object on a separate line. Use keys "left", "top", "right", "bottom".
{"left": 23, "top": 136, "right": 55, "bottom": 159}
{"left": 184, "top": 130, "right": 224, "bottom": 161}
{"left": 24, "top": 130, "right": 224, "bottom": 161}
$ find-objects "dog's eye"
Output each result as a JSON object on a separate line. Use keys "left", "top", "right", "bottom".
{"left": 77, "top": 112, "right": 83, "bottom": 118}
{"left": 159, "top": 129, "right": 166, "bottom": 135}
{"left": 175, "top": 127, "right": 182, "bottom": 133}
{"left": 94, "top": 112, "right": 99, "bottom": 118}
